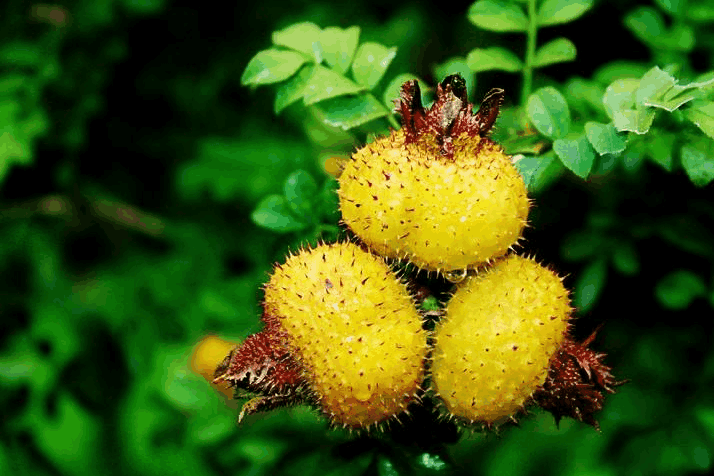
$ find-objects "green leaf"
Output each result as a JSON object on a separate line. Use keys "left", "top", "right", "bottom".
{"left": 284, "top": 170, "right": 318, "bottom": 221}
{"left": 466, "top": 47, "right": 523, "bottom": 73}
{"left": 681, "top": 139, "right": 714, "bottom": 187}
{"left": 537, "top": 0, "right": 593, "bottom": 26}
{"left": 625, "top": 7, "right": 695, "bottom": 51}
{"left": 637, "top": 66, "right": 714, "bottom": 112}
{"left": 316, "top": 93, "right": 390, "bottom": 130}
{"left": 320, "top": 26, "right": 360, "bottom": 75}
{"left": 655, "top": 270, "right": 707, "bottom": 310}
{"left": 594, "top": 61, "right": 649, "bottom": 85}
{"left": 560, "top": 230, "right": 604, "bottom": 262}
{"left": 688, "top": 3, "right": 714, "bottom": 22}
{"left": 611, "top": 241, "right": 640, "bottom": 275}
{"left": 553, "top": 133, "right": 596, "bottom": 178}
{"left": 564, "top": 78, "right": 607, "bottom": 117}
{"left": 272, "top": 22, "right": 323, "bottom": 62}
{"left": 382, "top": 73, "right": 425, "bottom": 110}
{"left": 655, "top": 0, "right": 684, "bottom": 15}
{"left": 585, "top": 122, "right": 627, "bottom": 155}
{"left": 686, "top": 101, "right": 714, "bottom": 139}
{"left": 241, "top": 49, "right": 308, "bottom": 86}
{"left": 303, "top": 65, "right": 364, "bottom": 105}
{"left": 433, "top": 58, "right": 475, "bottom": 99}
{"left": 121, "top": 0, "right": 167, "bottom": 14}
{"left": 603, "top": 78, "right": 656, "bottom": 134}
{"left": 251, "top": 195, "right": 307, "bottom": 233}
{"left": 645, "top": 130, "right": 676, "bottom": 171}
{"left": 351, "top": 42, "right": 397, "bottom": 90}
{"left": 0, "top": 41, "right": 42, "bottom": 67}
{"left": 657, "top": 215, "right": 714, "bottom": 258}
{"left": 526, "top": 87, "right": 570, "bottom": 139}
{"left": 532, "top": 38, "right": 576, "bottom": 68}
{"left": 468, "top": 0, "right": 528, "bottom": 32}
{"left": 513, "top": 152, "right": 565, "bottom": 193}
{"left": 274, "top": 65, "right": 315, "bottom": 113}
{"left": 573, "top": 258, "right": 607, "bottom": 313}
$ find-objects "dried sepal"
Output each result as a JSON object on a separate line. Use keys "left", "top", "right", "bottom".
{"left": 397, "top": 74, "right": 505, "bottom": 158}
{"left": 532, "top": 328, "right": 628, "bottom": 430}
{"left": 213, "top": 315, "right": 309, "bottom": 421}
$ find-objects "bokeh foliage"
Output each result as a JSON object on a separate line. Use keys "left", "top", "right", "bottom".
{"left": 1, "top": 1, "right": 714, "bottom": 475}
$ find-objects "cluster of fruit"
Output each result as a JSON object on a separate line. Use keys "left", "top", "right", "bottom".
{"left": 214, "top": 75, "right": 623, "bottom": 432}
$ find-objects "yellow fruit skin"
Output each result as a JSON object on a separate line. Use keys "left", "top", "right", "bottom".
{"left": 263, "top": 242, "right": 427, "bottom": 428}
{"left": 338, "top": 129, "right": 529, "bottom": 272}
{"left": 431, "top": 255, "right": 571, "bottom": 424}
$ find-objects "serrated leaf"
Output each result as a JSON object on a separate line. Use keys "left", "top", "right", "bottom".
{"left": 382, "top": 73, "right": 425, "bottom": 111}
{"left": 513, "top": 152, "right": 564, "bottom": 193}
{"left": 611, "top": 241, "right": 640, "bottom": 275}
{"left": 686, "top": 101, "right": 714, "bottom": 139}
{"left": 468, "top": 0, "right": 528, "bottom": 32}
{"left": 271, "top": 22, "right": 322, "bottom": 62}
{"left": 538, "top": 0, "right": 593, "bottom": 26}
{"left": 655, "top": 270, "right": 707, "bottom": 310}
{"left": 533, "top": 38, "right": 576, "bottom": 68}
{"left": 320, "top": 26, "right": 360, "bottom": 74}
{"left": 466, "top": 47, "right": 523, "bottom": 73}
{"left": 603, "top": 78, "right": 656, "bottom": 134}
{"left": 681, "top": 139, "right": 714, "bottom": 187}
{"left": 433, "top": 58, "right": 474, "bottom": 99}
{"left": 351, "top": 42, "right": 397, "bottom": 90}
{"left": 241, "top": 49, "right": 308, "bottom": 86}
{"left": 637, "top": 66, "right": 714, "bottom": 112}
{"left": 645, "top": 130, "right": 676, "bottom": 171}
{"left": 553, "top": 134, "right": 596, "bottom": 178}
{"left": 526, "top": 87, "right": 570, "bottom": 139}
{"left": 315, "top": 93, "right": 390, "bottom": 130}
{"left": 251, "top": 195, "right": 307, "bottom": 233}
{"left": 274, "top": 65, "right": 315, "bottom": 113}
{"left": 584, "top": 121, "right": 627, "bottom": 155}
{"left": 302, "top": 65, "right": 364, "bottom": 105}
{"left": 284, "top": 169, "right": 318, "bottom": 221}
{"left": 573, "top": 258, "right": 607, "bottom": 313}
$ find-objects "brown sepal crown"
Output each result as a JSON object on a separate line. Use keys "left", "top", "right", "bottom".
{"left": 397, "top": 74, "right": 505, "bottom": 158}
{"left": 213, "top": 313, "right": 306, "bottom": 397}
{"left": 532, "top": 328, "right": 628, "bottom": 430}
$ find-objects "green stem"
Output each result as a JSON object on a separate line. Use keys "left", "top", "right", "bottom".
{"left": 521, "top": 0, "right": 538, "bottom": 105}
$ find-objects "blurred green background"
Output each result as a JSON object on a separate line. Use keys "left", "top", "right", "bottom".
{"left": 1, "top": 0, "right": 714, "bottom": 475}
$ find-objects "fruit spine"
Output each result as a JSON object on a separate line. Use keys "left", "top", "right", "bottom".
{"left": 338, "top": 75, "right": 530, "bottom": 273}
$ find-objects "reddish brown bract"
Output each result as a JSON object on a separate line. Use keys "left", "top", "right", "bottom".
{"left": 397, "top": 75, "right": 505, "bottom": 158}
{"left": 533, "top": 330, "right": 627, "bottom": 430}
{"left": 213, "top": 314, "right": 306, "bottom": 396}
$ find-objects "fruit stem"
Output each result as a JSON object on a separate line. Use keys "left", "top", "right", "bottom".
{"left": 521, "top": 0, "right": 538, "bottom": 105}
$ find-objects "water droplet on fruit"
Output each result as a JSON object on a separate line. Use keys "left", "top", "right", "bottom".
{"left": 354, "top": 387, "right": 372, "bottom": 402}
{"left": 445, "top": 268, "right": 468, "bottom": 283}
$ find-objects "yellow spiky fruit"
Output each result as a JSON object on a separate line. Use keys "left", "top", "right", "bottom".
{"left": 338, "top": 77, "right": 529, "bottom": 273}
{"left": 431, "top": 254, "right": 572, "bottom": 425}
{"left": 263, "top": 241, "right": 427, "bottom": 429}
